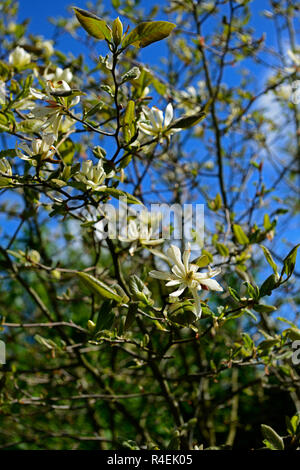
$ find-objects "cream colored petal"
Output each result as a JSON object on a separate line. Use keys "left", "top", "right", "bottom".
{"left": 149, "top": 270, "right": 172, "bottom": 280}
{"left": 150, "top": 106, "right": 164, "bottom": 129}
{"left": 169, "top": 285, "right": 186, "bottom": 297}
{"left": 171, "top": 264, "right": 185, "bottom": 278}
{"left": 167, "top": 244, "right": 184, "bottom": 270}
{"left": 166, "top": 279, "right": 182, "bottom": 287}
{"left": 138, "top": 123, "right": 157, "bottom": 136}
{"left": 182, "top": 244, "right": 191, "bottom": 272}
{"left": 164, "top": 103, "right": 173, "bottom": 127}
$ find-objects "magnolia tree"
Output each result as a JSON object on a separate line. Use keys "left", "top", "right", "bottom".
{"left": 0, "top": 0, "right": 300, "bottom": 451}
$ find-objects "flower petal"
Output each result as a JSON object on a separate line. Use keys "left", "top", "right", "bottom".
{"left": 169, "top": 285, "right": 186, "bottom": 297}
{"left": 166, "top": 279, "right": 182, "bottom": 287}
{"left": 164, "top": 103, "right": 173, "bottom": 127}
{"left": 149, "top": 270, "right": 172, "bottom": 280}
{"left": 167, "top": 245, "right": 184, "bottom": 269}
{"left": 200, "top": 278, "right": 223, "bottom": 291}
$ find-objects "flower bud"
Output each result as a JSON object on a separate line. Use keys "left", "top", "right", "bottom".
{"left": 87, "top": 320, "right": 96, "bottom": 333}
{"left": 112, "top": 17, "right": 123, "bottom": 46}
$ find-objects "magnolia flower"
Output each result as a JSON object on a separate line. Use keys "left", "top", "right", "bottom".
{"left": 44, "top": 67, "right": 73, "bottom": 84}
{"left": 138, "top": 103, "right": 181, "bottom": 143}
{"left": 75, "top": 159, "right": 114, "bottom": 192}
{"left": 0, "top": 158, "right": 12, "bottom": 187}
{"left": 37, "top": 39, "right": 54, "bottom": 57}
{"left": 16, "top": 134, "right": 56, "bottom": 162}
{"left": 9, "top": 46, "right": 31, "bottom": 67}
{"left": 285, "top": 49, "right": 300, "bottom": 74}
{"left": 29, "top": 80, "right": 79, "bottom": 137}
{"left": 149, "top": 244, "right": 223, "bottom": 318}
{"left": 119, "top": 217, "right": 164, "bottom": 255}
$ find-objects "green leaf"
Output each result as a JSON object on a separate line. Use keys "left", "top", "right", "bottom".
{"left": 73, "top": 7, "right": 112, "bottom": 41}
{"left": 253, "top": 303, "right": 277, "bottom": 314}
{"left": 286, "top": 415, "right": 300, "bottom": 435}
{"left": 168, "top": 301, "right": 197, "bottom": 326}
{"left": 281, "top": 244, "right": 300, "bottom": 278}
{"left": 284, "top": 328, "right": 300, "bottom": 341}
{"left": 261, "top": 424, "right": 284, "bottom": 450}
{"left": 123, "top": 100, "right": 135, "bottom": 143}
{"left": 233, "top": 224, "right": 249, "bottom": 245}
{"left": 95, "top": 300, "right": 116, "bottom": 332}
{"left": 77, "top": 272, "right": 122, "bottom": 302}
{"left": 122, "top": 21, "right": 176, "bottom": 49}
{"left": 35, "top": 334, "right": 58, "bottom": 350}
{"left": 228, "top": 287, "right": 240, "bottom": 302}
{"left": 169, "top": 101, "right": 210, "bottom": 130}
{"left": 200, "top": 249, "right": 214, "bottom": 268}
{"left": 245, "top": 282, "right": 259, "bottom": 300}
{"left": 260, "top": 245, "right": 278, "bottom": 276}
{"left": 193, "top": 254, "right": 210, "bottom": 268}
{"left": 101, "top": 187, "right": 143, "bottom": 205}
{"left": 263, "top": 213, "right": 272, "bottom": 231}
{"left": 59, "top": 139, "right": 76, "bottom": 166}
{"left": 258, "top": 338, "right": 279, "bottom": 352}
{"left": 216, "top": 242, "right": 229, "bottom": 257}
{"left": 242, "top": 333, "right": 254, "bottom": 351}
{"left": 129, "top": 275, "right": 152, "bottom": 305}
{"left": 260, "top": 274, "right": 278, "bottom": 297}
{"left": 151, "top": 76, "right": 167, "bottom": 96}
{"left": 124, "top": 302, "right": 138, "bottom": 331}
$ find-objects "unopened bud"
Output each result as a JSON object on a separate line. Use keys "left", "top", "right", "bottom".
{"left": 87, "top": 320, "right": 96, "bottom": 333}
{"left": 112, "top": 17, "right": 123, "bottom": 46}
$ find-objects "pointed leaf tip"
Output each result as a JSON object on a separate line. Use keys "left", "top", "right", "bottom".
{"left": 73, "top": 6, "right": 112, "bottom": 41}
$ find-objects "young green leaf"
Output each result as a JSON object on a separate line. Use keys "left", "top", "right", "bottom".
{"left": 95, "top": 300, "right": 116, "bottom": 332}
{"left": 101, "top": 187, "right": 143, "bottom": 205}
{"left": 260, "top": 245, "right": 278, "bottom": 276}
{"left": 281, "top": 243, "right": 300, "bottom": 278}
{"left": 123, "top": 100, "right": 135, "bottom": 143}
{"left": 260, "top": 274, "right": 278, "bottom": 297}
{"left": 169, "top": 100, "right": 211, "bottom": 129}
{"left": 253, "top": 303, "right": 277, "bottom": 314}
{"left": 73, "top": 7, "right": 112, "bottom": 41}
{"left": 77, "top": 272, "right": 123, "bottom": 302}
{"left": 122, "top": 21, "right": 176, "bottom": 49}
{"left": 261, "top": 424, "right": 284, "bottom": 450}
{"left": 233, "top": 224, "right": 249, "bottom": 245}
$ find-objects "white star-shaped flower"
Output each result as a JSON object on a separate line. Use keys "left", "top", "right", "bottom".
{"left": 75, "top": 159, "right": 114, "bottom": 192}
{"left": 138, "top": 103, "right": 181, "bottom": 144}
{"left": 28, "top": 80, "right": 79, "bottom": 138}
{"left": 16, "top": 134, "right": 56, "bottom": 163}
{"left": 149, "top": 244, "right": 223, "bottom": 318}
